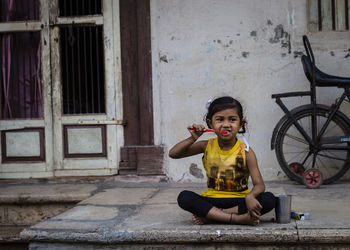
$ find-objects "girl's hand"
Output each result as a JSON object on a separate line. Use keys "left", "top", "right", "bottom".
{"left": 245, "top": 194, "right": 262, "bottom": 219}
{"left": 188, "top": 124, "right": 205, "bottom": 140}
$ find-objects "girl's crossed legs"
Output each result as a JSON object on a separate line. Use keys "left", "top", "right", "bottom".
{"left": 177, "top": 190, "right": 275, "bottom": 225}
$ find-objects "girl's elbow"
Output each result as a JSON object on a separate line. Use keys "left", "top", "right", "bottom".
{"left": 168, "top": 150, "right": 179, "bottom": 159}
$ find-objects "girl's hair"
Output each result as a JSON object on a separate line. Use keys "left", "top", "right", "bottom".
{"left": 205, "top": 96, "right": 246, "bottom": 133}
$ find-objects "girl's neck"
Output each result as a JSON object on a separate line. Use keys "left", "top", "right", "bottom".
{"left": 218, "top": 137, "right": 237, "bottom": 151}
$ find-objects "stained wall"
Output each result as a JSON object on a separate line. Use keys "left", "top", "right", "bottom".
{"left": 151, "top": 0, "right": 350, "bottom": 182}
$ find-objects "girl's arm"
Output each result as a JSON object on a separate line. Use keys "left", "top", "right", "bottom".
{"left": 169, "top": 124, "right": 207, "bottom": 159}
{"left": 245, "top": 148, "right": 265, "bottom": 217}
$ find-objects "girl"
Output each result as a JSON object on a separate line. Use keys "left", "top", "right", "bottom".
{"left": 169, "top": 96, "right": 275, "bottom": 225}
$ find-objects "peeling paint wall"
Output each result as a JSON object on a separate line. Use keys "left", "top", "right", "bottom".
{"left": 151, "top": 0, "right": 350, "bottom": 182}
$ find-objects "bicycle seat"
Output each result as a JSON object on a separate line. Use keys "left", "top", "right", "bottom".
{"left": 302, "top": 55, "right": 350, "bottom": 87}
{"left": 301, "top": 35, "right": 350, "bottom": 88}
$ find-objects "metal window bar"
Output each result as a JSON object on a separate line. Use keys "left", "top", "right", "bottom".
{"left": 59, "top": 0, "right": 102, "bottom": 16}
{"left": 83, "top": 28, "right": 88, "bottom": 113}
{"left": 316, "top": 0, "right": 349, "bottom": 31}
{"left": 60, "top": 25, "right": 105, "bottom": 115}
{"left": 95, "top": 26, "right": 101, "bottom": 113}
{"left": 87, "top": 27, "right": 92, "bottom": 113}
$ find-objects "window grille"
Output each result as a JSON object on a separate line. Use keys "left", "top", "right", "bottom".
{"left": 309, "top": 0, "right": 349, "bottom": 31}
{"left": 60, "top": 26, "right": 105, "bottom": 114}
{"left": 59, "top": 0, "right": 102, "bottom": 16}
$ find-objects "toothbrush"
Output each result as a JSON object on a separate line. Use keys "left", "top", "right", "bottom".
{"left": 190, "top": 128, "right": 229, "bottom": 135}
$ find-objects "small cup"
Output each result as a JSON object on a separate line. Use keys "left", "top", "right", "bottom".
{"left": 275, "top": 194, "right": 292, "bottom": 224}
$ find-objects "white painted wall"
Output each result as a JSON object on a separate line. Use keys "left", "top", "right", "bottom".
{"left": 151, "top": 0, "right": 350, "bottom": 182}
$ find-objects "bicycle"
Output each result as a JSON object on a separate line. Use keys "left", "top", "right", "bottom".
{"left": 271, "top": 35, "right": 350, "bottom": 187}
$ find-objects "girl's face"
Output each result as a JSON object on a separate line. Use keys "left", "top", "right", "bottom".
{"left": 208, "top": 108, "right": 242, "bottom": 141}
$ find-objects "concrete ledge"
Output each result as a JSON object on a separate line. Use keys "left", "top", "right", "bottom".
{"left": 21, "top": 225, "right": 350, "bottom": 245}
{"left": 0, "top": 184, "right": 98, "bottom": 204}
{"left": 0, "top": 226, "right": 27, "bottom": 243}
{"left": 19, "top": 182, "right": 350, "bottom": 248}
{"left": 0, "top": 182, "right": 99, "bottom": 245}
{"left": 27, "top": 242, "right": 350, "bottom": 250}
{"left": 298, "top": 229, "right": 350, "bottom": 244}
{"left": 21, "top": 226, "right": 300, "bottom": 244}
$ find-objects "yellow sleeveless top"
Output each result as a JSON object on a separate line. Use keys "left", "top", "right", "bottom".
{"left": 201, "top": 138, "right": 251, "bottom": 198}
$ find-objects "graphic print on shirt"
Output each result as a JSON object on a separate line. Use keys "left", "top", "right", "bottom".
{"left": 207, "top": 157, "right": 248, "bottom": 192}
{"left": 203, "top": 138, "right": 250, "bottom": 192}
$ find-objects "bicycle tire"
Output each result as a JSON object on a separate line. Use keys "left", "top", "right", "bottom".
{"left": 275, "top": 106, "right": 350, "bottom": 184}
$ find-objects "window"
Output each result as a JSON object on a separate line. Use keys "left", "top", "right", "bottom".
{"left": 309, "top": 0, "right": 349, "bottom": 31}
{"left": 0, "top": 0, "right": 42, "bottom": 119}
{"left": 0, "top": 0, "right": 106, "bottom": 118}
{"left": 60, "top": 26, "right": 105, "bottom": 114}
{"left": 57, "top": 0, "right": 105, "bottom": 115}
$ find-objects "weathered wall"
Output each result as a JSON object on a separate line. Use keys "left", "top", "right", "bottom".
{"left": 151, "top": 0, "right": 350, "bottom": 182}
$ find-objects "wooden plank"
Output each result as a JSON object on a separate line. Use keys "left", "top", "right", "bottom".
{"left": 309, "top": 0, "right": 319, "bottom": 32}
{"left": 137, "top": 0, "right": 154, "bottom": 145}
{"left": 103, "top": 0, "right": 119, "bottom": 170}
{"left": 119, "top": 147, "right": 137, "bottom": 170}
{"left": 335, "top": 0, "right": 346, "bottom": 30}
{"left": 40, "top": 0, "right": 54, "bottom": 174}
{"left": 136, "top": 146, "right": 164, "bottom": 175}
{"left": 112, "top": 0, "right": 124, "bottom": 172}
{"left": 120, "top": 0, "right": 141, "bottom": 145}
{"left": 0, "top": 22, "right": 41, "bottom": 32}
{"left": 321, "top": 0, "right": 333, "bottom": 31}
{"left": 55, "top": 16, "right": 103, "bottom": 25}
{"left": 119, "top": 146, "right": 164, "bottom": 175}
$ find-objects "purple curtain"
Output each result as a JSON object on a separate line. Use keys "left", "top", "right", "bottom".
{"left": 1, "top": 0, "right": 42, "bottom": 119}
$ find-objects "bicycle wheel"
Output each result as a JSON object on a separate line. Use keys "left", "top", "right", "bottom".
{"left": 275, "top": 107, "right": 350, "bottom": 184}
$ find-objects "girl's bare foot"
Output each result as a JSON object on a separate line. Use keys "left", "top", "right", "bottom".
{"left": 221, "top": 206, "right": 239, "bottom": 215}
{"left": 192, "top": 214, "right": 209, "bottom": 225}
{"left": 232, "top": 213, "right": 260, "bottom": 226}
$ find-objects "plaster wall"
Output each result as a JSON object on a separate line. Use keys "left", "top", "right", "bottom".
{"left": 151, "top": 0, "right": 350, "bottom": 182}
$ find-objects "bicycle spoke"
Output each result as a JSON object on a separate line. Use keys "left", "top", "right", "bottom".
{"left": 315, "top": 155, "right": 332, "bottom": 178}
{"left": 283, "top": 143, "right": 308, "bottom": 148}
{"left": 301, "top": 151, "right": 312, "bottom": 165}
{"left": 285, "top": 133, "right": 309, "bottom": 145}
{"left": 283, "top": 151, "right": 308, "bottom": 155}
{"left": 317, "top": 152, "right": 346, "bottom": 162}
{"left": 322, "top": 147, "right": 346, "bottom": 157}
{"left": 285, "top": 150, "right": 308, "bottom": 164}
{"left": 322, "top": 123, "right": 338, "bottom": 136}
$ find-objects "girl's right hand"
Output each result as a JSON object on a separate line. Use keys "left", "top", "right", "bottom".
{"left": 188, "top": 124, "right": 205, "bottom": 141}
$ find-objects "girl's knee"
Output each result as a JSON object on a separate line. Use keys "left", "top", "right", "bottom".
{"left": 258, "top": 192, "right": 276, "bottom": 212}
{"left": 177, "top": 190, "right": 196, "bottom": 210}
{"left": 264, "top": 192, "right": 276, "bottom": 210}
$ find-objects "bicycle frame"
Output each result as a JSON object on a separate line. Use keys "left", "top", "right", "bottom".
{"left": 271, "top": 87, "right": 350, "bottom": 152}
{"left": 271, "top": 35, "right": 350, "bottom": 183}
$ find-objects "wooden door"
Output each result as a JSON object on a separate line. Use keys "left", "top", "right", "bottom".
{"left": 49, "top": 0, "right": 123, "bottom": 176}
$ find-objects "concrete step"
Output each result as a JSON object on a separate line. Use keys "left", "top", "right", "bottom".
{"left": 20, "top": 181, "right": 350, "bottom": 249}
{"left": 0, "top": 175, "right": 166, "bottom": 247}
{"left": 0, "top": 182, "right": 99, "bottom": 245}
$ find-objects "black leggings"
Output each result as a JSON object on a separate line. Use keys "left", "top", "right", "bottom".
{"left": 177, "top": 190, "right": 275, "bottom": 218}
